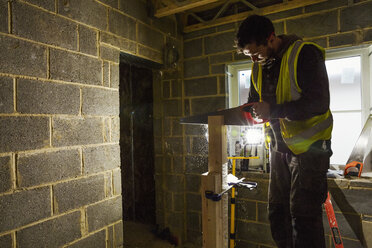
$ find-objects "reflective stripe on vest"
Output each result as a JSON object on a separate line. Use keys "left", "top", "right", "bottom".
{"left": 251, "top": 40, "right": 332, "bottom": 154}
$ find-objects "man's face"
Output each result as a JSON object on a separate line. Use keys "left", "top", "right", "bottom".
{"left": 242, "top": 42, "right": 273, "bottom": 63}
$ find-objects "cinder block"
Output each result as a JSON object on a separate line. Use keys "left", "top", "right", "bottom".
{"left": 204, "top": 32, "right": 236, "bottom": 55}
{"left": 257, "top": 202, "right": 269, "bottom": 223}
{"left": 0, "top": 34, "right": 47, "bottom": 78}
{"left": 236, "top": 220, "right": 275, "bottom": 246}
{"left": 103, "top": 61, "right": 110, "bottom": 87}
{"left": 185, "top": 125, "right": 208, "bottom": 136}
{"left": 287, "top": 11, "right": 338, "bottom": 38}
{"left": 184, "top": 39, "right": 203, "bottom": 59}
{"left": 210, "top": 52, "right": 232, "bottom": 64}
{"left": 53, "top": 175, "right": 105, "bottom": 213}
{"left": 236, "top": 199, "right": 256, "bottom": 221}
{"left": 0, "top": 0, "right": 7, "bottom": 33}
{"left": 138, "top": 45, "right": 162, "bottom": 63}
{"left": 13, "top": 2, "right": 77, "bottom": 50}
{"left": 111, "top": 116, "right": 120, "bottom": 142}
{"left": 186, "top": 212, "right": 200, "bottom": 231}
{"left": 50, "top": 49, "right": 102, "bottom": 86}
{"left": 163, "top": 99, "right": 182, "bottom": 116}
{"left": 329, "top": 187, "right": 372, "bottom": 216}
{"left": 192, "top": 137, "right": 208, "bottom": 155}
{"left": 138, "top": 23, "right": 164, "bottom": 51}
{"left": 99, "top": 0, "right": 118, "bottom": 9}
{"left": 341, "top": 2, "right": 372, "bottom": 32}
{"left": 0, "top": 156, "right": 12, "bottom": 193}
{"left": 100, "top": 32, "right": 136, "bottom": 53}
{"left": 184, "top": 58, "right": 209, "bottom": 78}
{"left": 0, "top": 116, "right": 49, "bottom": 153}
{"left": 152, "top": 15, "right": 176, "bottom": 37}
{"left": 58, "top": 0, "right": 107, "bottom": 30}
{"left": 305, "top": 37, "right": 327, "bottom": 48}
{"left": 186, "top": 174, "right": 200, "bottom": 193}
{"left": 79, "top": 25, "right": 97, "bottom": 56}
{"left": 83, "top": 144, "right": 120, "bottom": 174}
{"left": 219, "top": 75, "right": 226, "bottom": 94}
{"left": 191, "top": 96, "right": 226, "bottom": 115}
{"left": 0, "top": 187, "right": 51, "bottom": 232}
{"left": 67, "top": 229, "right": 106, "bottom": 248}
{"left": 103, "top": 117, "right": 110, "bottom": 142}
{"left": 0, "top": 77, "right": 14, "bottom": 113}
{"left": 173, "top": 155, "right": 184, "bottom": 174}
{"left": 100, "top": 45, "right": 120, "bottom": 63}
{"left": 52, "top": 117, "right": 103, "bottom": 147}
{"left": 113, "top": 169, "right": 122, "bottom": 195}
{"left": 17, "top": 79, "right": 80, "bottom": 115}
{"left": 186, "top": 193, "right": 201, "bottom": 211}
{"left": 165, "top": 137, "right": 183, "bottom": 154}
{"left": 82, "top": 87, "right": 119, "bottom": 115}
{"left": 363, "top": 220, "right": 372, "bottom": 247}
{"left": 274, "top": 21, "right": 284, "bottom": 35}
{"left": 166, "top": 174, "right": 184, "bottom": 192}
{"left": 173, "top": 193, "right": 185, "bottom": 211}
{"left": 305, "top": 0, "right": 348, "bottom": 13}
{"left": 364, "top": 29, "right": 372, "bottom": 42}
{"left": 110, "top": 63, "right": 119, "bottom": 88}
{"left": 0, "top": 234, "right": 12, "bottom": 248}
{"left": 167, "top": 212, "right": 184, "bottom": 229}
{"left": 86, "top": 196, "right": 122, "bottom": 232}
{"left": 171, "top": 80, "right": 182, "bottom": 98}
{"left": 211, "top": 64, "right": 225, "bottom": 74}
{"left": 114, "top": 221, "right": 124, "bottom": 247}
{"left": 237, "top": 180, "right": 269, "bottom": 202}
{"left": 172, "top": 118, "right": 182, "bottom": 136}
{"left": 17, "top": 211, "right": 81, "bottom": 248}
{"left": 17, "top": 149, "right": 81, "bottom": 187}
{"left": 216, "top": 23, "right": 236, "bottom": 32}
{"left": 329, "top": 33, "right": 356, "bottom": 47}
{"left": 184, "top": 27, "right": 216, "bottom": 40}
{"left": 108, "top": 9, "right": 136, "bottom": 41}
{"left": 22, "top": 0, "right": 55, "bottom": 11}
{"left": 185, "top": 156, "right": 208, "bottom": 174}
{"left": 266, "top": 8, "right": 302, "bottom": 21}
{"left": 119, "top": 0, "right": 150, "bottom": 24}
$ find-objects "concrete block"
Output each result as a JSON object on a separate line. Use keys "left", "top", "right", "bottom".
{"left": 58, "top": 0, "right": 107, "bottom": 30}
{"left": 173, "top": 193, "right": 185, "bottom": 211}
{"left": 111, "top": 116, "right": 120, "bottom": 142}
{"left": 17, "top": 211, "right": 81, "bottom": 248}
{"left": 186, "top": 174, "right": 200, "bottom": 193}
{"left": 167, "top": 212, "right": 184, "bottom": 229}
{"left": 17, "top": 79, "right": 80, "bottom": 115}
{"left": 172, "top": 118, "right": 182, "bottom": 136}
{"left": 184, "top": 57, "right": 209, "bottom": 78}
{"left": 53, "top": 174, "right": 105, "bottom": 213}
{"left": 110, "top": 63, "right": 119, "bottom": 88}
{"left": 171, "top": 80, "right": 181, "bottom": 98}
{"left": 0, "top": 187, "right": 51, "bottom": 232}
{"left": 192, "top": 137, "right": 208, "bottom": 155}
{"left": 211, "top": 64, "right": 225, "bottom": 74}
{"left": 100, "top": 32, "right": 136, "bottom": 53}
{"left": 184, "top": 39, "right": 203, "bottom": 58}
{"left": 237, "top": 180, "right": 269, "bottom": 202}
{"left": 305, "top": 37, "right": 327, "bottom": 48}
{"left": 257, "top": 202, "right": 269, "bottom": 223}
{"left": 274, "top": 21, "right": 285, "bottom": 35}
{"left": 114, "top": 221, "right": 124, "bottom": 247}
{"left": 22, "top": 0, "right": 55, "bottom": 11}
{"left": 154, "top": 156, "right": 164, "bottom": 174}
{"left": 0, "top": 0, "right": 7, "bottom": 33}
{"left": 219, "top": 75, "right": 226, "bottom": 94}
{"left": 17, "top": 149, "right": 81, "bottom": 187}
{"left": 236, "top": 220, "right": 275, "bottom": 246}
{"left": 98, "top": 0, "right": 118, "bottom": 8}
{"left": 105, "top": 171, "right": 112, "bottom": 197}
{"left": 108, "top": 9, "right": 136, "bottom": 40}
{"left": 330, "top": 187, "right": 372, "bottom": 215}
{"left": 166, "top": 174, "right": 184, "bottom": 192}
{"left": 13, "top": 2, "right": 77, "bottom": 50}
{"left": 341, "top": 2, "right": 372, "bottom": 32}
{"left": 236, "top": 199, "right": 256, "bottom": 221}
{"left": 165, "top": 137, "right": 183, "bottom": 154}
{"left": 79, "top": 25, "right": 97, "bottom": 56}
{"left": 364, "top": 29, "right": 372, "bottom": 42}
{"left": 50, "top": 49, "right": 102, "bottom": 85}
{"left": 185, "top": 125, "right": 208, "bottom": 135}
{"left": 305, "top": 0, "right": 348, "bottom": 13}
{"left": 329, "top": 33, "right": 355, "bottom": 47}
{"left": 0, "top": 234, "right": 11, "bottom": 248}
{"left": 0, "top": 116, "right": 49, "bottom": 153}
{"left": 185, "top": 156, "right": 208, "bottom": 174}
{"left": 186, "top": 193, "right": 201, "bottom": 211}
{"left": 119, "top": 0, "right": 149, "bottom": 24}
{"left": 83, "top": 144, "right": 120, "bottom": 174}
{"left": 265, "top": 8, "right": 302, "bottom": 21}
{"left": 187, "top": 212, "right": 200, "bottom": 231}
{"left": 363, "top": 220, "right": 372, "bottom": 247}
{"left": 52, "top": 117, "right": 103, "bottom": 147}
{"left": 163, "top": 99, "right": 182, "bottom": 116}
{"left": 173, "top": 155, "right": 184, "bottom": 174}
{"left": 100, "top": 45, "right": 120, "bottom": 63}
{"left": 152, "top": 16, "right": 176, "bottom": 37}
{"left": 138, "top": 45, "right": 162, "bottom": 63}
{"left": 103, "top": 61, "right": 110, "bottom": 87}
{"left": 82, "top": 87, "right": 119, "bottom": 115}
{"left": 67, "top": 229, "right": 106, "bottom": 248}
{"left": 184, "top": 27, "right": 216, "bottom": 40}
{"left": 163, "top": 81, "right": 171, "bottom": 98}
{"left": 210, "top": 52, "right": 232, "bottom": 64}
{"left": 0, "top": 156, "right": 11, "bottom": 193}
{"left": 0, "top": 34, "right": 47, "bottom": 78}
{"left": 287, "top": 11, "right": 338, "bottom": 38}
{"left": 191, "top": 96, "right": 226, "bottom": 115}
{"left": 216, "top": 23, "right": 236, "bottom": 32}
{"left": 204, "top": 32, "right": 236, "bottom": 54}
{"left": 138, "top": 23, "right": 164, "bottom": 51}
{"left": 103, "top": 117, "right": 110, "bottom": 142}
{"left": 0, "top": 77, "right": 13, "bottom": 113}
{"left": 113, "top": 169, "right": 121, "bottom": 195}
{"left": 86, "top": 196, "right": 122, "bottom": 231}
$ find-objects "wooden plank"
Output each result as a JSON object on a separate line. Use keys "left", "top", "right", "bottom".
{"left": 183, "top": 0, "right": 327, "bottom": 33}
{"left": 155, "top": 0, "right": 219, "bottom": 17}
{"left": 208, "top": 115, "right": 227, "bottom": 173}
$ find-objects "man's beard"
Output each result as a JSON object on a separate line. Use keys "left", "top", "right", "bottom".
{"left": 259, "top": 47, "right": 275, "bottom": 64}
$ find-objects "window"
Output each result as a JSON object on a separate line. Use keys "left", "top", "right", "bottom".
{"left": 228, "top": 45, "right": 372, "bottom": 169}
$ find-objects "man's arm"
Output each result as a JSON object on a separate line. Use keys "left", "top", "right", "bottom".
{"left": 270, "top": 44, "right": 330, "bottom": 120}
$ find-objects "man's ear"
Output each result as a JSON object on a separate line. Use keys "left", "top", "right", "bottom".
{"left": 267, "top": 32, "right": 275, "bottom": 44}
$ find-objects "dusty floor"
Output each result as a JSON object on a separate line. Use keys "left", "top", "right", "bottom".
{"left": 124, "top": 221, "right": 198, "bottom": 248}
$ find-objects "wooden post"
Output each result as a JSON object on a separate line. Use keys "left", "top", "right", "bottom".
{"left": 201, "top": 116, "right": 228, "bottom": 248}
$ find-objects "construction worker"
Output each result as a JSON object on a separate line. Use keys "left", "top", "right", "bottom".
{"left": 235, "top": 15, "right": 333, "bottom": 247}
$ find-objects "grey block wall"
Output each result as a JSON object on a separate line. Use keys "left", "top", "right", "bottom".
{"left": 182, "top": 1, "right": 372, "bottom": 247}
{"left": 0, "top": 0, "right": 179, "bottom": 247}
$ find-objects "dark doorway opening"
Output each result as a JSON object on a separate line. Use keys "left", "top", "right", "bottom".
{"left": 120, "top": 53, "right": 160, "bottom": 225}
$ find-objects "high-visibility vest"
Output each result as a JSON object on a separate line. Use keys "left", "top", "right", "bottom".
{"left": 251, "top": 40, "right": 333, "bottom": 155}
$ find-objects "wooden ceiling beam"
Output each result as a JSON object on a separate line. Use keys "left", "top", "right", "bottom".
{"left": 155, "top": 0, "right": 219, "bottom": 18}
{"left": 183, "top": 0, "right": 327, "bottom": 33}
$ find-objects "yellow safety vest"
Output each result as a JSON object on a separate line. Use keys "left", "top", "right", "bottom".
{"left": 251, "top": 40, "right": 333, "bottom": 155}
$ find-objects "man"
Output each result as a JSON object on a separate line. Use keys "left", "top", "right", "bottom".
{"left": 236, "top": 15, "right": 333, "bottom": 247}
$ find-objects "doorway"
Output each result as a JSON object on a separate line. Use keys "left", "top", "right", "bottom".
{"left": 120, "top": 55, "right": 157, "bottom": 225}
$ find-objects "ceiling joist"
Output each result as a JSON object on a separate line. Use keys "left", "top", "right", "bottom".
{"left": 183, "top": 0, "right": 327, "bottom": 33}
{"left": 155, "top": 0, "right": 219, "bottom": 18}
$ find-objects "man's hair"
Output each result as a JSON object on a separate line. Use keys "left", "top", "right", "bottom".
{"left": 235, "top": 15, "right": 275, "bottom": 53}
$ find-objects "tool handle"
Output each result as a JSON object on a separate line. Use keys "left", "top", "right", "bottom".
{"left": 240, "top": 103, "right": 268, "bottom": 125}
{"left": 344, "top": 161, "right": 363, "bottom": 177}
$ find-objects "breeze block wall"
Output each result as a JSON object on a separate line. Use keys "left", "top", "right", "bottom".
{"left": 0, "top": 0, "right": 179, "bottom": 247}
{"left": 182, "top": 0, "right": 372, "bottom": 247}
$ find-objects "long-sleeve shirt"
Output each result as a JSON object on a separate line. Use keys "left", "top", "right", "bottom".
{"left": 247, "top": 35, "right": 331, "bottom": 153}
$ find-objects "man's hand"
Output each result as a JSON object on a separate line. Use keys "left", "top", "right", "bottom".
{"left": 252, "top": 101, "right": 270, "bottom": 120}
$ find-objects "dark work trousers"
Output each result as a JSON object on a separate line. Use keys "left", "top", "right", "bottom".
{"left": 268, "top": 140, "right": 331, "bottom": 248}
